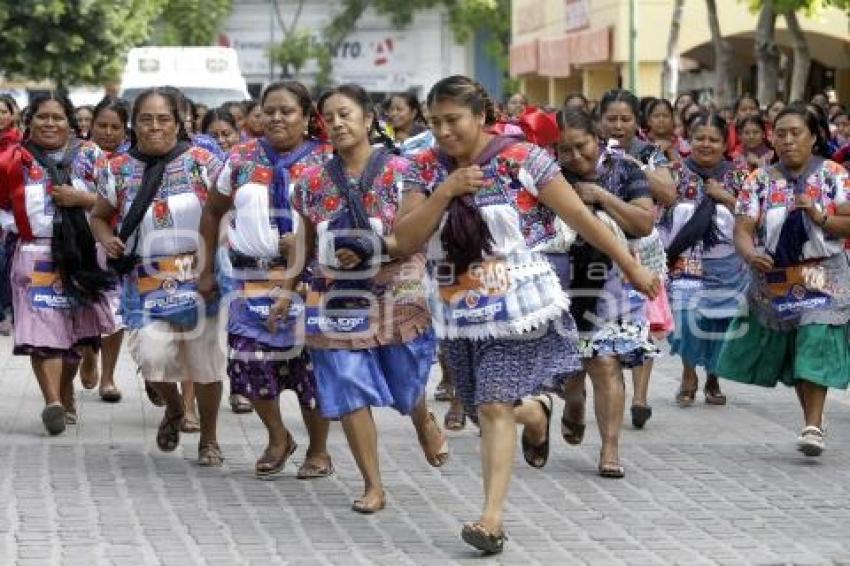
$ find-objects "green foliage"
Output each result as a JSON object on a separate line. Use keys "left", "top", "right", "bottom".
{"left": 153, "top": 0, "right": 233, "bottom": 46}
{"left": 268, "top": 30, "right": 330, "bottom": 79}
{"left": 0, "top": 0, "right": 165, "bottom": 88}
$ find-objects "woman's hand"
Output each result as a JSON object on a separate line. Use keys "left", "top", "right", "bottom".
{"left": 335, "top": 248, "right": 363, "bottom": 270}
{"left": 196, "top": 270, "right": 218, "bottom": 301}
{"left": 51, "top": 184, "right": 83, "bottom": 207}
{"left": 266, "top": 295, "right": 292, "bottom": 334}
{"left": 574, "top": 182, "right": 604, "bottom": 206}
{"left": 746, "top": 251, "right": 774, "bottom": 273}
{"left": 101, "top": 236, "right": 125, "bottom": 259}
{"left": 705, "top": 179, "right": 728, "bottom": 202}
{"left": 624, "top": 262, "right": 661, "bottom": 300}
{"left": 435, "top": 165, "right": 485, "bottom": 199}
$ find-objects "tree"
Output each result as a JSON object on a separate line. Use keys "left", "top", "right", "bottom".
{"left": 706, "top": 0, "right": 735, "bottom": 107}
{"left": 0, "top": 0, "right": 165, "bottom": 89}
{"left": 153, "top": 0, "right": 233, "bottom": 46}
{"left": 662, "top": 0, "right": 686, "bottom": 100}
{"left": 784, "top": 10, "right": 811, "bottom": 101}
{"left": 754, "top": 0, "right": 780, "bottom": 104}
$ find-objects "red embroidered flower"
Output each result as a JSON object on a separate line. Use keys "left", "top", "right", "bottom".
{"left": 381, "top": 170, "right": 395, "bottom": 186}
{"left": 28, "top": 166, "right": 43, "bottom": 182}
{"left": 251, "top": 167, "right": 272, "bottom": 185}
{"left": 362, "top": 191, "right": 377, "bottom": 210}
{"left": 516, "top": 189, "right": 538, "bottom": 212}
{"left": 497, "top": 162, "right": 509, "bottom": 177}
{"left": 324, "top": 195, "right": 340, "bottom": 212}
{"left": 290, "top": 164, "right": 305, "bottom": 180}
{"left": 308, "top": 175, "right": 322, "bottom": 192}
{"left": 770, "top": 190, "right": 786, "bottom": 205}
{"left": 685, "top": 185, "right": 697, "bottom": 200}
{"left": 421, "top": 168, "right": 436, "bottom": 183}
{"left": 806, "top": 185, "right": 821, "bottom": 200}
{"left": 153, "top": 200, "right": 169, "bottom": 220}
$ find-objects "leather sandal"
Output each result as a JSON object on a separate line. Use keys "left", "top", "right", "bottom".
{"left": 256, "top": 435, "right": 297, "bottom": 477}
{"left": 229, "top": 394, "right": 254, "bottom": 414}
{"left": 522, "top": 394, "right": 553, "bottom": 469}
{"left": 295, "top": 455, "right": 334, "bottom": 479}
{"left": 444, "top": 404, "right": 466, "bottom": 431}
{"left": 598, "top": 461, "right": 625, "bottom": 478}
{"left": 434, "top": 382, "right": 452, "bottom": 402}
{"left": 461, "top": 522, "right": 507, "bottom": 554}
{"left": 703, "top": 376, "right": 727, "bottom": 405}
{"left": 198, "top": 441, "right": 224, "bottom": 467}
{"left": 675, "top": 387, "right": 697, "bottom": 408}
{"left": 156, "top": 410, "right": 183, "bottom": 452}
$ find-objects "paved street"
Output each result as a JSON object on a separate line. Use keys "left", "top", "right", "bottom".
{"left": 1, "top": 334, "right": 849, "bottom": 566}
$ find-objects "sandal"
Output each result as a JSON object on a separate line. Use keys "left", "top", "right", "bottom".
{"left": 256, "top": 435, "right": 297, "bottom": 477}
{"left": 417, "top": 412, "right": 449, "bottom": 467}
{"left": 99, "top": 384, "right": 122, "bottom": 404}
{"left": 145, "top": 381, "right": 165, "bottom": 407}
{"left": 434, "top": 382, "right": 452, "bottom": 402}
{"left": 41, "top": 403, "right": 66, "bottom": 436}
{"left": 64, "top": 409, "right": 78, "bottom": 426}
{"left": 598, "top": 461, "right": 625, "bottom": 478}
{"left": 796, "top": 425, "right": 825, "bottom": 457}
{"left": 461, "top": 522, "right": 507, "bottom": 555}
{"left": 522, "top": 393, "right": 552, "bottom": 469}
{"left": 444, "top": 404, "right": 466, "bottom": 431}
{"left": 296, "top": 454, "right": 334, "bottom": 479}
{"left": 180, "top": 413, "right": 201, "bottom": 434}
{"left": 156, "top": 410, "right": 183, "bottom": 452}
{"left": 704, "top": 376, "right": 727, "bottom": 406}
{"left": 198, "top": 441, "right": 224, "bottom": 467}
{"left": 229, "top": 394, "right": 254, "bottom": 414}
{"left": 675, "top": 387, "right": 697, "bottom": 408}
{"left": 351, "top": 493, "right": 386, "bottom": 514}
{"left": 630, "top": 405, "right": 652, "bottom": 429}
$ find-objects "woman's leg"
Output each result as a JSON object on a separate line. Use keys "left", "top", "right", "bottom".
{"left": 194, "top": 381, "right": 223, "bottom": 447}
{"left": 475, "top": 402, "right": 521, "bottom": 535}
{"left": 78, "top": 346, "right": 99, "bottom": 390}
{"left": 409, "top": 396, "right": 448, "bottom": 466}
{"left": 180, "top": 379, "right": 200, "bottom": 432}
{"left": 253, "top": 398, "right": 293, "bottom": 457}
{"left": 99, "top": 330, "right": 124, "bottom": 398}
{"left": 798, "top": 381, "right": 827, "bottom": 428}
{"left": 299, "top": 406, "right": 332, "bottom": 473}
{"left": 340, "top": 407, "right": 384, "bottom": 512}
{"left": 677, "top": 363, "right": 699, "bottom": 406}
{"left": 631, "top": 360, "right": 652, "bottom": 408}
{"left": 585, "top": 356, "right": 625, "bottom": 472}
{"left": 32, "top": 356, "right": 63, "bottom": 406}
{"left": 60, "top": 359, "right": 80, "bottom": 418}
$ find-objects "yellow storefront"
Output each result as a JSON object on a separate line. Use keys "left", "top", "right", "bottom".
{"left": 511, "top": 0, "right": 850, "bottom": 105}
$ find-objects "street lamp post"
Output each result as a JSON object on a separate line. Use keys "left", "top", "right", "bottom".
{"left": 629, "top": 0, "right": 638, "bottom": 95}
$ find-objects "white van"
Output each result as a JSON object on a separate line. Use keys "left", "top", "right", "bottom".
{"left": 119, "top": 46, "right": 250, "bottom": 107}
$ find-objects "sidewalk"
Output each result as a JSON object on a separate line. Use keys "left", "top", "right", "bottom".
{"left": 0, "top": 334, "right": 849, "bottom": 565}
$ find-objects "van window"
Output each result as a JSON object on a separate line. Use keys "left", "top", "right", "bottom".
{"left": 121, "top": 88, "right": 247, "bottom": 109}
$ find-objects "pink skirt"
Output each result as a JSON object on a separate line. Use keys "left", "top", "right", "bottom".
{"left": 11, "top": 240, "right": 118, "bottom": 354}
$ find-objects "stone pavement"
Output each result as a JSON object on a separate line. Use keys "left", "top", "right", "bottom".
{"left": 1, "top": 333, "right": 850, "bottom": 566}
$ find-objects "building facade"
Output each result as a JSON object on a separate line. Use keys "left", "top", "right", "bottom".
{"left": 511, "top": 0, "right": 850, "bottom": 106}
{"left": 223, "top": 0, "right": 503, "bottom": 99}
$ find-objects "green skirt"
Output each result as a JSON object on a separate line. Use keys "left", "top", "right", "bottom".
{"left": 715, "top": 311, "right": 850, "bottom": 390}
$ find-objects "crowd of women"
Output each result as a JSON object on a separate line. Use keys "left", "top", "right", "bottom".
{"left": 0, "top": 76, "right": 848, "bottom": 554}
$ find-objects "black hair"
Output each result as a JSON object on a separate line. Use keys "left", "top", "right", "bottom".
{"left": 25, "top": 91, "right": 80, "bottom": 138}
{"left": 562, "top": 92, "right": 588, "bottom": 108}
{"left": 128, "top": 87, "right": 191, "bottom": 148}
{"left": 556, "top": 107, "right": 597, "bottom": 136}
{"left": 388, "top": 90, "right": 426, "bottom": 125}
{"left": 599, "top": 89, "right": 640, "bottom": 120}
{"left": 222, "top": 100, "right": 245, "bottom": 116}
{"left": 92, "top": 96, "right": 129, "bottom": 132}
{"left": 75, "top": 105, "right": 94, "bottom": 117}
{"left": 776, "top": 102, "right": 828, "bottom": 157}
{"left": 426, "top": 75, "right": 497, "bottom": 126}
{"left": 830, "top": 107, "right": 848, "bottom": 123}
{"left": 200, "top": 107, "right": 238, "bottom": 135}
{"left": 644, "top": 98, "right": 675, "bottom": 130}
{"left": 0, "top": 94, "right": 18, "bottom": 116}
{"left": 735, "top": 114, "right": 766, "bottom": 136}
{"left": 733, "top": 94, "right": 761, "bottom": 115}
{"left": 687, "top": 111, "right": 729, "bottom": 142}
{"left": 318, "top": 83, "right": 396, "bottom": 153}
{"left": 674, "top": 92, "right": 694, "bottom": 108}
{"left": 243, "top": 99, "right": 259, "bottom": 115}
{"left": 261, "top": 80, "right": 324, "bottom": 140}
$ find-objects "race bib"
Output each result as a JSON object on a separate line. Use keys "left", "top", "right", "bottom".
{"left": 239, "top": 267, "right": 303, "bottom": 322}
{"left": 28, "top": 260, "right": 72, "bottom": 310}
{"left": 437, "top": 259, "right": 511, "bottom": 327}
{"left": 304, "top": 289, "right": 371, "bottom": 335}
{"left": 762, "top": 261, "right": 831, "bottom": 319}
{"left": 136, "top": 254, "right": 200, "bottom": 319}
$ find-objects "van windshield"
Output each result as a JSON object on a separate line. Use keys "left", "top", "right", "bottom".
{"left": 120, "top": 88, "right": 247, "bottom": 108}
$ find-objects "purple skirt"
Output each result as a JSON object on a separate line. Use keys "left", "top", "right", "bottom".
{"left": 11, "top": 241, "right": 117, "bottom": 358}
{"left": 442, "top": 316, "right": 582, "bottom": 415}
{"left": 227, "top": 334, "right": 317, "bottom": 406}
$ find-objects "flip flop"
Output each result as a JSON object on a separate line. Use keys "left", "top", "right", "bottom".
{"left": 351, "top": 495, "right": 386, "bottom": 514}
{"left": 461, "top": 522, "right": 507, "bottom": 555}
{"left": 156, "top": 410, "right": 183, "bottom": 452}
{"left": 598, "top": 461, "right": 625, "bottom": 478}
{"left": 229, "top": 394, "right": 254, "bottom": 414}
{"left": 41, "top": 404, "right": 66, "bottom": 436}
{"left": 198, "top": 441, "right": 224, "bottom": 467}
{"left": 296, "top": 456, "right": 334, "bottom": 479}
{"left": 522, "top": 393, "right": 552, "bottom": 469}
{"left": 444, "top": 405, "right": 466, "bottom": 431}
